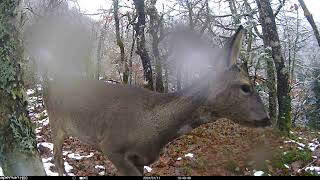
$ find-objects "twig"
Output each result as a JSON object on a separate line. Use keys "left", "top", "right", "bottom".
{"left": 298, "top": 157, "right": 319, "bottom": 173}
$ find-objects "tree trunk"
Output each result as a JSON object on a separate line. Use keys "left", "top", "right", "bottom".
{"left": 177, "top": 67, "right": 182, "bottom": 91}
{"left": 133, "top": 0, "right": 154, "bottom": 90}
{"left": 113, "top": 0, "right": 129, "bottom": 84}
{"left": 128, "top": 29, "right": 136, "bottom": 85}
{"left": 164, "top": 63, "right": 169, "bottom": 93}
{"left": 227, "top": 0, "right": 240, "bottom": 25}
{"left": 96, "top": 20, "right": 107, "bottom": 80}
{"left": 298, "top": 0, "right": 320, "bottom": 47}
{"left": 0, "top": 0, "right": 46, "bottom": 175}
{"left": 147, "top": 0, "right": 164, "bottom": 92}
{"left": 186, "top": 0, "right": 194, "bottom": 31}
{"left": 266, "top": 51, "right": 278, "bottom": 124}
{"left": 256, "top": 0, "right": 291, "bottom": 134}
{"left": 291, "top": 10, "right": 300, "bottom": 86}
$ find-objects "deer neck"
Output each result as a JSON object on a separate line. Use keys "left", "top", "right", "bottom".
{"left": 154, "top": 74, "right": 214, "bottom": 146}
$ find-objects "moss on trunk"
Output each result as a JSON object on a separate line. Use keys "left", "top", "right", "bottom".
{"left": 0, "top": 0, "right": 45, "bottom": 176}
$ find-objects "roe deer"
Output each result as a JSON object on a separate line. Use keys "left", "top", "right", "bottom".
{"left": 44, "top": 26, "right": 270, "bottom": 176}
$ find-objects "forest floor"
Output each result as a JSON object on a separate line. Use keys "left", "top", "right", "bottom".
{"left": 27, "top": 87, "right": 320, "bottom": 176}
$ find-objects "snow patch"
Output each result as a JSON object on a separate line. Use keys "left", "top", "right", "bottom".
{"left": 144, "top": 166, "right": 152, "bottom": 173}
{"left": 37, "top": 84, "right": 42, "bottom": 91}
{"left": 64, "top": 162, "right": 74, "bottom": 176}
{"left": 284, "top": 139, "right": 306, "bottom": 148}
{"left": 35, "top": 127, "right": 42, "bottom": 134}
{"left": 95, "top": 165, "right": 105, "bottom": 169}
{"left": 0, "top": 166, "right": 3, "bottom": 176}
{"left": 184, "top": 153, "right": 194, "bottom": 158}
{"left": 308, "top": 140, "right": 319, "bottom": 152}
{"left": 42, "top": 158, "right": 58, "bottom": 176}
{"left": 67, "top": 152, "right": 94, "bottom": 160}
{"left": 253, "top": 171, "right": 264, "bottom": 176}
{"left": 297, "top": 142, "right": 306, "bottom": 148}
{"left": 38, "top": 118, "right": 49, "bottom": 126}
{"left": 305, "top": 166, "right": 320, "bottom": 175}
{"left": 26, "top": 89, "right": 35, "bottom": 96}
{"left": 42, "top": 157, "right": 53, "bottom": 163}
{"left": 98, "top": 171, "right": 105, "bottom": 175}
{"left": 28, "top": 106, "right": 35, "bottom": 111}
{"left": 284, "top": 164, "right": 290, "bottom": 169}
{"left": 177, "top": 157, "right": 182, "bottom": 161}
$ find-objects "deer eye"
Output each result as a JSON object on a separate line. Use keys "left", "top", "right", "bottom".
{"left": 240, "top": 84, "right": 251, "bottom": 94}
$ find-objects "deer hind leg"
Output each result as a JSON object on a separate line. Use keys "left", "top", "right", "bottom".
{"left": 104, "top": 151, "right": 142, "bottom": 176}
{"left": 52, "top": 128, "right": 67, "bottom": 176}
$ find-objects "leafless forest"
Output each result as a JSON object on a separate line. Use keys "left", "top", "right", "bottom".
{"left": 0, "top": 0, "right": 320, "bottom": 176}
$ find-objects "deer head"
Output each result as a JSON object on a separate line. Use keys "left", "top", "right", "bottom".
{"left": 203, "top": 26, "right": 270, "bottom": 127}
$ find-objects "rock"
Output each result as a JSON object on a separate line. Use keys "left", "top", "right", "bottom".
{"left": 291, "top": 161, "right": 303, "bottom": 173}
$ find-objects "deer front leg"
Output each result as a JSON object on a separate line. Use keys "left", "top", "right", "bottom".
{"left": 137, "top": 165, "right": 144, "bottom": 175}
{"left": 105, "top": 152, "right": 142, "bottom": 176}
{"left": 52, "top": 128, "right": 67, "bottom": 176}
{"left": 126, "top": 153, "right": 146, "bottom": 175}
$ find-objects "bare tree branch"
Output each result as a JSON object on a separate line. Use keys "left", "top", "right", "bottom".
{"left": 274, "top": 0, "right": 286, "bottom": 17}
{"left": 298, "top": 0, "right": 320, "bottom": 47}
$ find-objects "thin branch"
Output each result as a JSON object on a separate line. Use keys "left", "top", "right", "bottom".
{"left": 274, "top": 0, "right": 286, "bottom": 17}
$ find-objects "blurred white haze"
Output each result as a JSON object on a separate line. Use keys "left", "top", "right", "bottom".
{"left": 24, "top": 11, "right": 94, "bottom": 81}
{"left": 24, "top": 0, "right": 320, "bottom": 86}
{"left": 24, "top": 1, "right": 225, "bottom": 86}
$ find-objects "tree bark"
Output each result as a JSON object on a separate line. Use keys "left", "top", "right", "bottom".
{"left": 0, "top": 0, "right": 46, "bottom": 175}
{"left": 266, "top": 51, "right": 278, "bottom": 124}
{"left": 164, "top": 63, "right": 169, "bottom": 93}
{"left": 256, "top": 0, "right": 291, "bottom": 134}
{"left": 298, "top": 0, "right": 320, "bottom": 47}
{"left": 177, "top": 67, "right": 182, "bottom": 91}
{"left": 128, "top": 28, "right": 136, "bottom": 85}
{"left": 96, "top": 20, "right": 107, "bottom": 80}
{"left": 113, "top": 0, "right": 129, "bottom": 84}
{"left": 133, "top": 0, "right": 154, "bottom": 90}
{"left": 147, "top": 0, "right": 164, "bottom": 92}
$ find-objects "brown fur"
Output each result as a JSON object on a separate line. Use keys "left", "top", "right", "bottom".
{"left": 45, "top": 26, "right": 270, "bottom": 176}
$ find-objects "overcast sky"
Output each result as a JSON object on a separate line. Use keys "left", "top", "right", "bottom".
{"left": 76, "top": 0, "right": 320, "bottom": 21}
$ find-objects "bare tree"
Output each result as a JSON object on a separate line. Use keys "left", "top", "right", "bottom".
{"left": 96, "top": 19, "right": 107, "bottom": 80}
{"left": 256, "top": 0, "right": 291, "bottom": 134}
{"left": 113, "top": 0, "right": 129, "bottom": 84}
{"left": 133, "top": 0, "right": 154, "bottom": 90}
{"left": 147, "top": 0, "right": 164, "bottom": 92}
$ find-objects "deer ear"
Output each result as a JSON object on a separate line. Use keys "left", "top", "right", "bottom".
{"left": 224, "top": 25, "right": 245, "bottom": 67}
